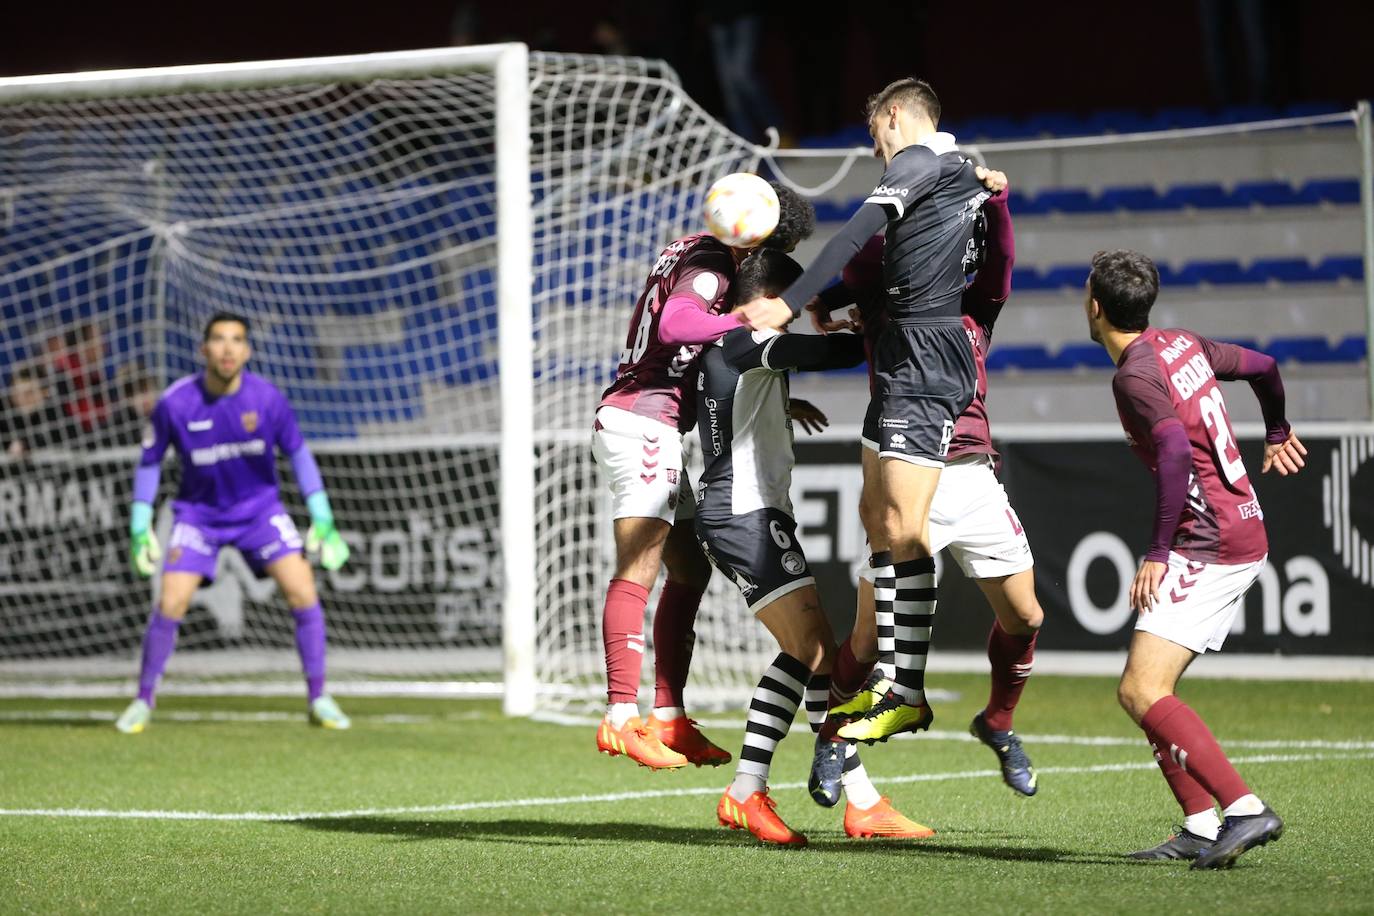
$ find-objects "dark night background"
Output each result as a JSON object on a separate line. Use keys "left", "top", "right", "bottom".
{"left": 3, "top": 1, "right": 1372, "bottom": 142}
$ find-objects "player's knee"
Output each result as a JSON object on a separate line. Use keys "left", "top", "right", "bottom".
{"left": 1116, "top": 676, "right": 1160, "bottom": 724}
{"left": 283, "top": 583, "right": 317, "bottom": 609}
{"left": 1005, "top": 603, "right": 1044, "bottom": 635}
{"left": 157, "top": 598, "right": 190, "bottom": 620}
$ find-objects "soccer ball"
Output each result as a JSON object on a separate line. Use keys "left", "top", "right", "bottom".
{"left": 703, "top": 173, "right": 779, "bottom": 248}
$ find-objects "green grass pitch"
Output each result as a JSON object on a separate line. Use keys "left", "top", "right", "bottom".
{"left": 1, "top": 673, "right": 1371, "bottom": 914}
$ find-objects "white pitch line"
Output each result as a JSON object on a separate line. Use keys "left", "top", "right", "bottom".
{"left": 531, "top": 712, "right": 1374, "bottom": 752}
{"left": 1, "top": 751, "right": 1369, "bottom": 823}
{"left": 0, "top": 709, "right": 450, "bottom": 725}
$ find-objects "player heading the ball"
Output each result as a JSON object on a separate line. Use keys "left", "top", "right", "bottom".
{"left": 116, "top": 312, "right": 352, "bottom": 734}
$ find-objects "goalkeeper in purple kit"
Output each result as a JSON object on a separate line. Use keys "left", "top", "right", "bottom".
{"left": 116, "top": 313, "right": 352, "bottom": 732}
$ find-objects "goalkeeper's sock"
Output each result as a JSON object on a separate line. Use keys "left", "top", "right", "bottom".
{"left": 137, "top": 608, "right": 180, "bottom": 705}
{"left": 602, "top": 578, "right": 649, "bottom": 706}
{"left": 652, "top": 580, "right": 703, "bottom": 709}
{"left": 292, "top": 603, "right": 327, "bottom": 703}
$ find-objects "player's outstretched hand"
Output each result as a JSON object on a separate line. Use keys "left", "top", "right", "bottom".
{"left": 805, "top": 296, "right": 856, "bottom": 334}
{"left": 130, "top": 529, "right": 161, "bottom": 579}
{"left": 789, "top": 399, "right": 829, "bottom": 435}
{"left": 307, "top": 521, "right": 351, "bottom": 571}
{"left": 1130, "top": 559, "right": 1166, "bottom": 614}
{"left": 1262, "top": 432, "right": 1307, "bottom": 476}
{"left": 975, "top": 165, "right": 1008, "bottom": 194}
{"left": 740, "top": 296, "right": 794, "bottom": 331}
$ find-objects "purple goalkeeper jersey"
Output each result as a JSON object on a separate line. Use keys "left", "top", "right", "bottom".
{"left": 139, "top": 370, "right": 305, "bottom": 525}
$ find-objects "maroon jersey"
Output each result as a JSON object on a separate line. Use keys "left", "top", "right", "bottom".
{"left": 1112, "top": 328, "right": 1268, "bottom": 564}
{"left": 598, "top": 234, "right": 735, "bottom": 432}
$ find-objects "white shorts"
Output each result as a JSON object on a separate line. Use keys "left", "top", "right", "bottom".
{"left": 1135, "top": 551, "right": 1265, "bottom": 654}
{"left": 927, "top": 454, "right": 1034, "bottom": 579}
{"left": 591, "top": 406, "right": 694, "bottom": 524}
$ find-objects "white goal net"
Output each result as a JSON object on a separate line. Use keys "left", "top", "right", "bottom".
{"left": 0, "top": 46, "right": 779, "bottom": 709}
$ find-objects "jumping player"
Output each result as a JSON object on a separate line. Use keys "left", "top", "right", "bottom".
{"left": 1085, "top": 249, "right": 1304, "bottom": 869}
{"left": 740, "top": 79, "right": 996, "bottom": 742}
{"left": 116, "top": 313, "right": 352, "bottom": 733}
{"left": 699, "top": 250, "right": 932, "bottom": 846}
{"left": 592, "top": 183, "right": 815, "bottom": 769}
{"left": 809, "top": 175, "right": 1043, "bottom": 796}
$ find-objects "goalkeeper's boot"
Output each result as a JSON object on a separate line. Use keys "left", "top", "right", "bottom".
{"left": 844, "top": 797, "right": 936, "bottom": 839}
{"left": 114, "top": 699, "right": 152, "bottom": 734}
{"left": 1127, "top": 826, "right": 1214, "bottom": 861}
{"left": 969, "top": 712, "right": 1038, "bottom": 797}
{"left": 836, "top": 689, "right": 934, "bottom": 744}
{"left": 644, "top": 714, "right": 731, "bottom": 767}
{"left": 808, "top": 733, "right": 845, "bottom": 808}
{"left": 1191, "top": 806, "right": 1284, "bottom": 870}
{"left": 827, "top": 671, "right": 892, "bottom": 725}
{"left": 717, "top": 788, "right": 807, "bottom": 847}
{"left": 596, "top": 716, "right": 688, "bottom": 770}
{"left": 309, "top": 695, "right": 352, "bottom": 730}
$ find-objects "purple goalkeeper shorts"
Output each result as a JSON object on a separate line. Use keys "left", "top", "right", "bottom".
{"left": 164, "top": 505, "right": 304, "bottom": 582}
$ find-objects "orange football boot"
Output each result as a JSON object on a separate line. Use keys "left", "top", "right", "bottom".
{"left": 844, "top": 797, "right": 936, "bottom": 839}
{"left": 645, "top": 715, "right": 732, "bottom": 767}
{"left": 596, "top": 716, "right": 689, "bottom": 770}
{"left": 717, "top": 788, "right": 808, "bottom": 847}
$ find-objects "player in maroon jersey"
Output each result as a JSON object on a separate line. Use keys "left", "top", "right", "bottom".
{"left": 591, "top": 182, "right": 815, "bottom": 770}
{"left": 1085, "top": 249, "right": 1305, "bottom": 869}
{"left": 806, "top": 173, "right": 1044, "bottom": 801}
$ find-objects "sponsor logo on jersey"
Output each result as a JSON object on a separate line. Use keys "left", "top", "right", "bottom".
{"left": 667, "top": 469, "right": 679, "bottom": 485}
{"left": 188, "top": 419, "right": 214, "bottom": 432}
{"left": 938, "top": 420, "right": 955, "bottom": 457}
{"left": 889, "top": 433, "right": 907, "bottom": 449}
{"left": 732, "top": 569, "right": 757, "bottom": 597}
{"left": 1159, "top": 334, "right": 1195, "bottom": 366}
{"left": 871, "top": 185, "right": 910, "bottom": 198}
{"left": 189, "top": 439, "right": 268, "bottom": 467}
{"left": 240, "top": 411, "right": 259, "bottom": 433}
{"left": 780, "top": 550, "right": 807, "bottom": 575}
{"left": 168, "top": 547, "right": 183, "bottom": 565}
{"left": 879, "top": 417, "right": 909, "bottom": 429}
{"left": 141, "top": 424, "right": 155, "bottom": 449}
{"left": 1238, "top": 497, "right": 1263, "bottom": 520}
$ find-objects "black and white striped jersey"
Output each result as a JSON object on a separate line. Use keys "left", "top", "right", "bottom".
{"left": 696, "top": 328, "right": 864, "bottom": 517}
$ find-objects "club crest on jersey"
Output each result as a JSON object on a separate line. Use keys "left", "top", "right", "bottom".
{"left": 780, "top": 550, "right": 807, "bottom": 575}
{"left": 666, "top": 469, "right": 679, "bottom": 485}
{"left": 240, "top": 411, "right": 259, "bottom": 433}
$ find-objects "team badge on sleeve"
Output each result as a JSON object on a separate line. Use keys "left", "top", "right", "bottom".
{"left": 240, "top": 411, "right": 259, "bottom": 433}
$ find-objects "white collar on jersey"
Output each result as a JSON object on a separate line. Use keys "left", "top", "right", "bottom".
{"left": 919, "top": 131, "right": 958, "bottom": 155}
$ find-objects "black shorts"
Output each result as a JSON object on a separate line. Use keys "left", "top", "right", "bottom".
{"left": 861, "top": 319, "right": 977, "bottom": 464}
{"left": 695, "top": 507, "right": 814, "bottom": 610}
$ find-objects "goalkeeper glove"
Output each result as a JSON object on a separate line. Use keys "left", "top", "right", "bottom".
{"left": 129, "top": 501, "right": 161, "bottom": 578}
{"left": 305, "top": 491, "right": 350, "bottom": 571}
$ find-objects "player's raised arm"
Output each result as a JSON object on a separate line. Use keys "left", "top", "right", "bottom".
{"left": 275, "top": 397, "right": 350, "bottom": 570}
{"left": 128, "top": 397, "right": 172, "bottom": 578}
{"left": 656, "top": 271, "right": 745, "bottom": 346}
{"left": 964, "top": 181, "right": 1016, "bottom": 325}
{"left": 1197, "top": 337, "right": 1306, "bottom": 475}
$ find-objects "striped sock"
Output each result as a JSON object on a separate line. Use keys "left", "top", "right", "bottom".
{"left": 870, "top": 552, "right": 896, "bottom": 682}
{"left": 841, "top": 745, "right": 881, "bottom": 810}
{"left": 804, "top": 673, "right": 830, "bottom": 733}
{"left": 730, "top": 652, "right": 810, "bottom": 802}
{"left": 891, "top": 556, "right": 937, "bottom": 705}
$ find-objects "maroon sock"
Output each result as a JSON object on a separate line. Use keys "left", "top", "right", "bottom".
{"left": 602, "top": 578, "right": 650, "bottom": 705}
{"left": 983, "top": 622, "right": 1037, "bottom": 731}
{"left": 1145, "top": 727, "right": 1215, "bottom": 816}
{"left": 1140, "top": 695, "right": 1251, "bottom": 809}
{"left": 830, "top": 638, "right": 874, "bottom": 707}
{"left": 652, "top": 580, "right": 703, "bottom": 708}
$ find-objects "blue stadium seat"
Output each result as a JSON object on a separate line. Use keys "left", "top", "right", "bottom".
{"left": 1300, "top": 178, "right": 1361, "bottom": 205}
{"left": 1032, "top": 189, "right": 1110, "bottom": 214}
{"left": 1057, "top": 343, "right": 1116, "bottom": 369}
{"left": 1334, "top": 336, "right": 1368, "bottom": 361}
{"left": 1316, "top": 256, "right": 1364, "bottom": 281}
{"left": 985, "top": 346, "right": 1066, "bottom": 371}
{"left": 1097, "top": 185, "right": 1174, "bottom": 212}
{"left": 1175, "top": 260, "right": 1249, "bottom": 285}
{"left": 1246, "top": 258, "right": 1321, "bottom": 284}
{"left": 1041, "top": 264, "right": 1091, "bottom": 288}
{"left": 1159, "top": 183, "right": 1239, "bottom": 210}
{"left": 1006, "top": 190, "right": 1050, "bottom": 216}
{"left": 1265, "top": 337, "right": 1345, "bottom": 364}
{"left": 1231, "top": 181, "right": 1303, "bottom": 207}
{"left": 1010, "top": 267, "right": 1055, "bottom": 291}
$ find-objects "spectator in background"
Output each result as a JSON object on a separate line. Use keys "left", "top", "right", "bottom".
{"left": 105, "top": 364, "right": 162, "bottom": 447}
{"left": 705, "top": 2, "right": 784, "bottom": 143}
{"left": 0, "top": 365, "right": 68, "bottom": 457}
{"left": 50, "top": 322, "right": 111, "bottom": 436}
